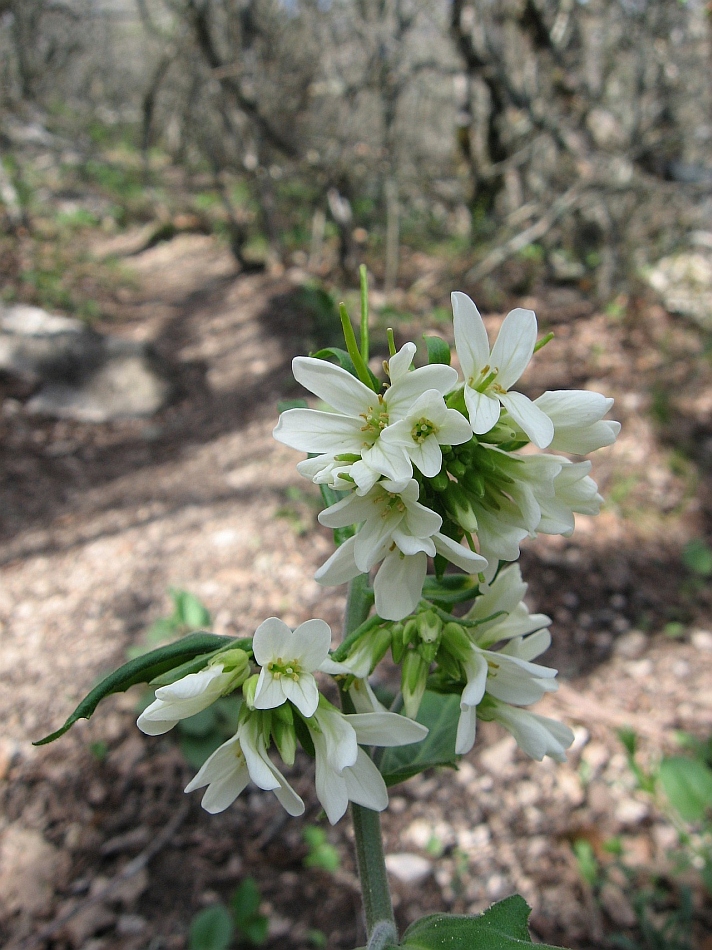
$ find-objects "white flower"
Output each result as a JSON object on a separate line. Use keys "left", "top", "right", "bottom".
{"left": 307, "top": 703, "right": 428, "bottom": 824}
{"left": 465, "top": 563, "right": 551, "bottom": 649}
{"left": 452, "top": 292, "right": 554, "bottom": 448}
{"left": 537, "top": 459, "right": 602, "bottom": 536}
{"left": 137, "top": 656, "right": 246, "bottom": 736}
{"left": 379, "top": 389, "right": 472, "bottom": 477}
{"left": 319, "top": 479, "right": 442, "bottom": 569}
{"left": 273, "top": 344, "right": 459, "bottom": 493}
{"left": 252, "top": 617, "right": 332, "bottom": 718}
{"left": 534, "top": 390, "right": 620, "bottom": 455}
{"left": 487, "top": 701, "right": 574, "bottom": 763}
{"left": 184, "top": 714, "right": 305, "bottom": 815}
{"left": 454, "top": 633, "right": 558, "bottom": 755}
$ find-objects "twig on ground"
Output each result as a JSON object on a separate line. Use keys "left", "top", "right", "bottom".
{"left": 12, "top": 800, "right": 190, "bottom": 950}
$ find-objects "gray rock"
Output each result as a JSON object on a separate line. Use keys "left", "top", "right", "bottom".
{"left": 0, "top": 303, "right": 173, "bottom": 421}
{"left": 645, "top": 250, "right": 712, "bottom": 330}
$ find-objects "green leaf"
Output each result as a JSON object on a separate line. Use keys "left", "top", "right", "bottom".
{"left": 423, "top": 335, "right": 451, "bottom": 366}
{"left": 189, "top": 904, "right": 234, "bottom": 950}
{"left": 172, "top": 588, "right": 212, "bottom": 629}
{"left": 682, "top": 538, "right": 712, "bottom": 577}
{"left": 232, "top": 878, "right": 268, "bottom": 945}
{"left": 34, "top": 632, "right": 234, "bottom": 745}
{"left": 278, "top": 397, "right": 308, "bottom": 412}
{"left": 400, "top": 896, "right": 565, "bottom": 949}
{"left": 379, "top": 691, "right": 460, "bottom": 786}
{"left": 659, "top": 756, "right": 712, "bottom": 823}
{"left": 150, "top": 640, "right": 252, "bottom": 686}
{"left": 179, "top": 732, "right": 225, "bottom": 770}
{"left": 311, "top": 346, "right": 359, "bottom": 376}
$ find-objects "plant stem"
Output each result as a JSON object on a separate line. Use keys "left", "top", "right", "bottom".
{"left": 343, "top": 574, "right": 396, "bottom": 940}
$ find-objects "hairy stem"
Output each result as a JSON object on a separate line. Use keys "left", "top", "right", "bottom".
{"left": 343, "top": 574, "right": 396, "bottom": 940}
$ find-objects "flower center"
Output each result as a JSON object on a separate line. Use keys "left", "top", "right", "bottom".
{"left": 359, "top": 396, "right": 389, "bottom": 446}
{"left": 469, "top": 365, "right": 500, "bottom": 393}
{"left": 377, "top": 490, "right": 407, "bottom": 519}
{"left": 268, "top": 657, "right": 302, "bottom": 681}
{"left": 410, "top": 417, "right": 437, "bottom": 444}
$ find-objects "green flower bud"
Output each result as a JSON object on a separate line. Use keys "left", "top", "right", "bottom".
{"left": 401, "top": 650, "right": 429, "bottom": 719}
{"left": 272, "top": 715, "right": 297, "bottom": 766}
{"left": 418, "top": 638, "right": 439, "bottom": 665}
{"left": 441, "top": 622, "right": 472, "bottom": 663}
{"left": 214, "top": 648, "right": 250, "bottom": 687}
{"left": 461, "top": 468, "right": 486, "bottom": 498}
{"left": 390, "top": 622, "right": 406, "bottom": 664}
{"left": 443, "top": 481, "right": 478, "bottom": 532}
{"left": 242, "top": 673, "right": 260, "bottom": 709}
{"left": 429, "top": 469, "right": 451, "bottom": 492}
{"left": 446, "top": 458, "right": 466, "bottom": 478}
{"left": 418, "top": 610, "right": 442, "bottom": 644}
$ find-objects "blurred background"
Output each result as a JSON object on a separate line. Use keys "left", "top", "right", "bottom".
{"left": 1, "top": 2, "right": 712, "bottom": 950}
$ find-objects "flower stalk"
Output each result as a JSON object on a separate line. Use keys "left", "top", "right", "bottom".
{"left": 343, "top": 573, "right": 397, "bottom": 940}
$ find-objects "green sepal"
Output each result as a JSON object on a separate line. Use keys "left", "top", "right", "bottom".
{"left": 423, "top": 335, "right": 451, "bottom": 366}
{"left": 34, "top": 632, "right": 235, "bottom": 745}
{"left": 337, "top": 303, "right": 379, "bottom": 390}
{"left": 293, "top": 708, "right": 316, "bottom": 758}
{"left": 399, "top": 895, "right": 566, "bottom": 949}
{"left": 379, "top": 690, "right": 460, "bottom": 787}
{"left": 150, "top": 638, "right": 254, "bottom": 686}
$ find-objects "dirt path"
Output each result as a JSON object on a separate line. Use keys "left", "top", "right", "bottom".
{"left": 1, "top": 235, "right": 711, "bottom": 949}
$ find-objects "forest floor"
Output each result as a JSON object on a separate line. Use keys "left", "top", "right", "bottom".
{"left": 1, "top": 228, "right": 712, "bottom": 950}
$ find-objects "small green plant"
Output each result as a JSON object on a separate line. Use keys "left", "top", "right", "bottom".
{"left": 188, "top": 878, "right": 268, "bottom": 950}
{"left": 681, "top": 539, "right": 712, "bottom": 578}
{"left": 129, "top": 587, "right": 212, "bottom": 657}
{"left": 303, "top": 825, "right": 340, "bottom": 872}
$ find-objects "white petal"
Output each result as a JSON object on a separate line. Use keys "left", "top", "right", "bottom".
{"left": 374, "top": 550, "right": 427, "bottom": 620}
{"left": 433, "top": 533, "right": 487, "bottom": 573}
{"left": 387, "top": 342, "right": 416, "bottom": 383}
{"left": 463, "top": 387, "right": 500, "bottom": 435}
{"left": 499, "top": 391, "right": 554, "bottom": 448}
{"left": 500, "top": 628, "right": 552, "bottom": 661}
{"left": 318, "top": 492, "right": 374, "bottom": 529}
{"left": 314, "top": 738, "right": 349, "bottom": 824}
{"left": 410, "top": 436, "right": 443, "bottom": 477}
{"left": 200, "top": 769, "right": 251, "bottom": 814}
{"left": 455, "top": 704, "right": 478, "bottom": 755}
{"left": 436, "top": 409, "right": 473, "bottom": 446}
{"left": 550, "top": 420, "right": 620, "bottom": 455}
{"left": 252, "top": 671, "right": 286, "bottom": 710}
{"left": 315, "top": 536, "right": 361, "bottom": 586}
{"left": 274, "top": 408, "right": 364, "bottom": 453}
{"left": 351, "top": 459, "right": 382, "bottom": 494}
{"left": 493, "top": 705, "right": 574, "bottom": 762}
{"left": 535, "top": 390, "right": 613, "bottom": 428}
{"left": 253, "top": 617, "right": 293, "bottom": 666}
{"left": 291, "top": 619, "right": 333, "bottom": 670}
{"left": 315, "top": 708, "right": 359, "bottom": 772}
{"left": 362, "top": 438, "right": 412, "bottom": 483}
{"left": 349, "top": 712, "right": 428, "bottom": 746}
{"left": 137, "top": 708, "right": 179, "bottom": 735}
{"left": 270, "top": 770, "right": 306, "bottom": 817}
{"left": 490, "top": 308, "right": 537, "bottom": 390}
{"left": 452, "top": 291, "right": 489, "bottom": 379}
{"left": 462, "top": 650, "right": 488, "bottom": 706}
{"left": 386, "top": 365, "right": 459, "bottom": 418}
{"left": 282, "top": 673, "right": 320, "bottom": 718}
{"left": 392, "top": 529, "right": 436, "bottom": 557}
{"left": 343, "top": 749, "right": 389, "bottom": 812}
{"left": 403, "top": 500, "right": 443, "bottom": 539}
{"left": 155, "top": 665, "right": 225, "bottom": 702}
{"left": 292, "top": 356, "right": 377, "bottom": 415}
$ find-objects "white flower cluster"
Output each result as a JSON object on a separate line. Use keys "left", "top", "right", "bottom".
{"left": 275, "top": 292, "right": 619, "bottom": 620}
{"left": 139, "top": 618, "right": 427, "bottom": 823}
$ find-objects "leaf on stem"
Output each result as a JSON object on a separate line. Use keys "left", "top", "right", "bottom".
{"left": 34, "top": 632, "right": 236, "bottom": 745}
{"left": 379, "top": 690, "right": 460, "bottom": 786}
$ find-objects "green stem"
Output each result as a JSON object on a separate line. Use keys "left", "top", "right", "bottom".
{"left": 342, "top": 574, "right": 396, "bottom": 939}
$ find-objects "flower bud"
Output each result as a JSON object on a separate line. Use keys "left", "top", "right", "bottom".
{"left": 441, "top": 622, "right": 472, "bottom": 664}
{"left": 401, "top": 651, "right": 429, "bottom": 719}
{"left": 390, "top": 622, "right": 406, "bottom": 664}
{"left": 242, "top": 673, "right": 260, "bottom": 709}
{"left": 428, "top": 469, "right": 450, "bottom": 492}
{"left": 461, "top": 468, "right": 486, "bottom": 498}
{"left": 272, "top": 711, "right": 297, "bottom": 766}
{"left": 418, "top": 610, "right": 442, "bottom": 644}
{"left": 215, "top": 648, "right": 251, "bottom": 687}
{"left": 443, "top": 482, "right": 478, "bottom": 533}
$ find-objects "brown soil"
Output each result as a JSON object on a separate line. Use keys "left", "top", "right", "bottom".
{"left": 1, "top": 233, "right": 712, "bottom": 950}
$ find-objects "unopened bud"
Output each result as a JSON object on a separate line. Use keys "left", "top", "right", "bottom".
{"left": 442, "top": 622, "right": 472, "bottom": 662}
{"left": 443, "top": 482, "right": 478, "bottom": 532}
{"left": 272, "top": 716, "right": 297, "bottom": 766}
{"left": 390, "top": 623, "right": 406, "bottom": 664}
{"left": 242, "top": 673, "right": 259, "bottom": 709}
{"left": 216, "top": 648, "right": 250, "bottom": 686}
{"left": 418, "top": 610, "right": 442, "bottom": 644}
{"left": 401, "top": 651, "right": 429, "bottom": 719}
{"left": 429, "top": 469, "right": 450, "bottom": 492}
